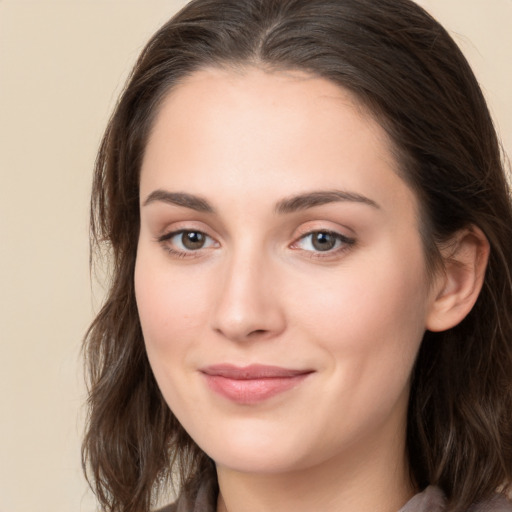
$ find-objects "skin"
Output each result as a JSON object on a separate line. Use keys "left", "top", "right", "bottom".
{"left": 135, "top": 67, "right": 485, "bottom": 512}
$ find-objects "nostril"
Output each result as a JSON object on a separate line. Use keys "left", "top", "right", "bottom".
{"left": 248, "top": 329, "right": 267, "bottom": 337}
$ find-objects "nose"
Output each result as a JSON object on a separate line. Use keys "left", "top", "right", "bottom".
{"left": 210, "top": 249, "right": 286, "bottom": 342}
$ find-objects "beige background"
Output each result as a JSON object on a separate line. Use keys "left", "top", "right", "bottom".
{"left": 0, "top": 1, "right": 510, "bottom": 511}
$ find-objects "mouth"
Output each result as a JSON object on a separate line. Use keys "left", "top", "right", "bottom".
{"left": 199, "top": 364, "right": 314, "bottom": 404}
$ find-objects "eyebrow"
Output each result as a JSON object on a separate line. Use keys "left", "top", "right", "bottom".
{"left": 275, "top": 190, "right": 380, "bottom": 214}
{"left": 142, "top": 188, "right": 379, "bottom": 214}
{"left": 143, "top": 190, "right": 215, "bottom": 213}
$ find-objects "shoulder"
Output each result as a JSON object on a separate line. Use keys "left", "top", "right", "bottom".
{"left": 469, "top": 494, "right": 512, "bottom": 512}
{"left": 400, "top": 486, "right": 446, "bottom": 512}
{"left": 154, "top": 465, "right": 218, "bottom": 512}
{"left": 155, "top": 505, "right": 176, "bottom": 512}
{"left": 400, "top": 487, "right": 512, "bottom": 512}
{"left": 154, "top": 489, "right": 214, "bottom": 512}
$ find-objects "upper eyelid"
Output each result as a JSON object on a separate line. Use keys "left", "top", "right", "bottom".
{"left": 292, "top": 222, "right": 355, "bottom": 240}
{"left": 156, "top": 221, "right": 216, "bottom": 239}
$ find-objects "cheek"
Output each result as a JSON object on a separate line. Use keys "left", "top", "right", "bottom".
{"left": 134, "top": 250, "right": 210, "bottom": 363}
{"left": 292, "top": 246, "right": 429, "bottom": 397}
{"left": 134, "top": 250, "right": 214, "bottom": 423}
{"left": 297, "top": 259, "right": 427, "bottom": 345}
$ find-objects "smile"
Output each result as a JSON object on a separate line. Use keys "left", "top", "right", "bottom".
{"left": 199, "top": 364, "right": 314, "bottom": 404}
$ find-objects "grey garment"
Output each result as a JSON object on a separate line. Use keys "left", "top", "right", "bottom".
{"left": 399, "top": 486, "right": 512, "bottom": 512}
{"left": 157, "top": 471, "right": 218, "bottom": 512}
{"left": 399, "top": 486, "right": 446, "bottom": 512}
{"left": 158, "top": 478, "right": 512, "bottom": 512}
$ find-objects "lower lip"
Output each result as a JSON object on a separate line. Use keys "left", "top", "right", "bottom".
{"left": 203, "top": 374, "right": 311, "bottom": 404}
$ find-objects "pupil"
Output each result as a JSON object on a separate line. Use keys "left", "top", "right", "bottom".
{"left": 182, "top": 231, "right": 205, "bottom": 250}
{"left": 312, "top": 232, "right": 336, "bottom": 251}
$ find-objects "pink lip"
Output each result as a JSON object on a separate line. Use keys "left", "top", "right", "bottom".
{"left": 200, "top": 364, "right": 313, "bottom": 404}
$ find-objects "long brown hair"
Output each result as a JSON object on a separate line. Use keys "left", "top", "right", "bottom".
{"left": 82, "top": 1, "right": 512, "bottom": 511}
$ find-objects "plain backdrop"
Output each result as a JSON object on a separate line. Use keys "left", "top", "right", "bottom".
{"left": 0, "top": 1, "right": 510, "bottom": 511}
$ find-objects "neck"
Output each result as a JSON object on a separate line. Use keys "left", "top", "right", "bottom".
{"left": 215, "top": 418, "right": 415, "bottom": 512}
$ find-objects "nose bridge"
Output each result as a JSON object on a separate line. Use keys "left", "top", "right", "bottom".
{"left": 210, "top": 239, "right": 285, "bottom": 341}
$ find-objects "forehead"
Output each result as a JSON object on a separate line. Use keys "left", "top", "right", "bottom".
{"left": 140, "top": 66, "right": 416, "bottom": 218}
{"left": 147, "top": 66, "right": 382, "bottom": 152}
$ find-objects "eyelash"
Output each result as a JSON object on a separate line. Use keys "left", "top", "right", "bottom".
{"left": 157, "top": 229, "right": 218, "bottom": 259}
{"left": 156, "top": 229, "right": 356, "bottom": 260}
{"left": 291, "top": 230, "right": 356, "bottom": 259}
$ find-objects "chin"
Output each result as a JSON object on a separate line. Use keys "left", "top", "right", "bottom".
{"left": 191, "top": 423, "right": 330, "bottom": 475}
{"left": 208, "top": 448, "right": 307, "bottom": 475}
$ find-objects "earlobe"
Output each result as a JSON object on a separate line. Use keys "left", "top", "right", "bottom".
{"left": 426, "top": 225, "right": 490, "bottom": 333}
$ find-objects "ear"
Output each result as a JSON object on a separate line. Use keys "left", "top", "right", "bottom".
{"left": 426, "top": 225, "right": 490, "bottom": 332}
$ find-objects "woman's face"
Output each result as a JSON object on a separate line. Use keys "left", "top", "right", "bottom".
{"left": 135, "top": 67, "right": 437, "bottom": 475}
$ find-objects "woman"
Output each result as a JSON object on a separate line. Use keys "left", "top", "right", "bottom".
{"left": 82, "top": 1, "right": 512, "bottom": 511}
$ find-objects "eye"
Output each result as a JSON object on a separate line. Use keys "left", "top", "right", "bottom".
{"left": 293, "top": 230, "right": 355, "bottom": 253}
{"left": 158, "top": 229, "right": 217, "bottom": 254}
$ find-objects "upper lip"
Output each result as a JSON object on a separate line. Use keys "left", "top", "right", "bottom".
{"left": 200, "top": 364, "right": 313, "bottom": 380}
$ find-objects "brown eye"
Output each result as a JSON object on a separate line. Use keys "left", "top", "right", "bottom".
{"left": 158, "top": 229, "right": 217, "bottom": 254}
{"left": 311, "top": 232, "right": 338, "bottom": 251}
{"left": 293, "top": 230, "right": 355, "bottom": 254}
{"left": 181, "top": 231, "right": 206, "bottom": 250}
